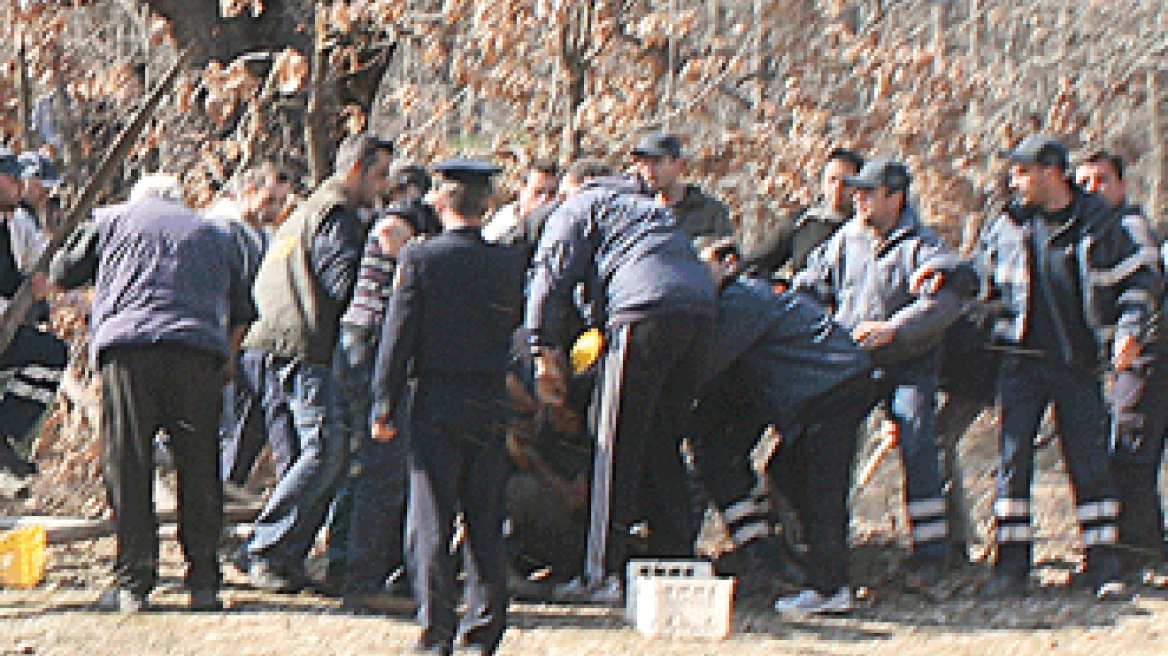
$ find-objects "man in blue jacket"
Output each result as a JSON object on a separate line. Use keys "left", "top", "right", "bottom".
{"left": 525, "top": 175, "right": 716, "bottom": 599}
{"left": 691, "top": 238, "right": 877, "bottom": 613}
{"left": 1075, "top": 151, "right": 1168, "bottom": 573}
{"left": 49, "top": 177, "right": 256, "bottom": 612}
{"left": 791, "top": 159, "right": 962, "bottom": 596}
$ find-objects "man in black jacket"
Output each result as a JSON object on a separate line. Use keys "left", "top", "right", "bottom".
{"left": 966, "top": 136, "right": 1160, "bottom": 598}
{"left": 371, "top": 159, "right": 525, "bottom": 656}
{"left": 1076, "top": 150, "right": 1168, "bottom": 571}
{"left": 0, "top": 149, "right": 63, "bottom": 484}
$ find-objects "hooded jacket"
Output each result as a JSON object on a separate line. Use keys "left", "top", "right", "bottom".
{"left": 704, "top": 275, "right": 872, "bottom": 430}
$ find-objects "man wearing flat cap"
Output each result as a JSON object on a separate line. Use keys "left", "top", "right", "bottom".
{"left": 372, "top": 159, "right": 525, "bottom": 656}
{"left": 934, "top": 135, "right": 1161, "bottom": 598}
{"left": 631, "top": 132, "right": 733, "bottom": 238}
{"left": 789, "top": 158, "right": 962, "bottom": 607}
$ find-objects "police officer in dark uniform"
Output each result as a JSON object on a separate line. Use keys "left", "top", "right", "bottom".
{"left": 371, "top": 159, "right": 525, "bottom": 656}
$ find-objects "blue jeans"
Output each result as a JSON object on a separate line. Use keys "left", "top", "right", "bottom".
{"left": 877, "top": 351, "right": 949, "bottom": 559}
{"left": 327, "top": 327, "right": 409, "bottom": 592}
{"left": 245, "top": 356, "right": 349, "bottom": 569}
{"left": 221, "top": 350, "right": 297, "bottom": 486}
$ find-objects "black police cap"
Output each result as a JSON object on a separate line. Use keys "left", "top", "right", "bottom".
{"left": 432, "top": 158, "right": 502, "bottom": 185}
{"left": 0, "top": 148, "right": 21, "bottom": 180}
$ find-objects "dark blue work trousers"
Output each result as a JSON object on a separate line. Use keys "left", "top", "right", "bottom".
{"left": 1108, "top": 353, "right": 1168, "bottom": 561}
{"left": 0, "top": 324, "right": 66, "bottom": 467}
{"left": 874, "top": 351, "right": 949, "bottom": 559}
{"left": 995, "top": 355, "right": 1119, "bottom": 571}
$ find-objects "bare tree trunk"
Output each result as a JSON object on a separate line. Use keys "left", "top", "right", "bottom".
{"left": 968, "top": 0, "right": 979, "bottom": 66}
{"left": 305, "top": 7, "right": 330, "bottom": 186}
{"left": 753, "top": 0, "right": 764, "bottom": 121}
{"left": 562, "top": 64, "right": 585, "bottom": 162}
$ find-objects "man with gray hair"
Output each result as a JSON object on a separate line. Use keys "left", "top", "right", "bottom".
{"left": 49, "top": 172, "right": 256, "bottom": 612}
{"left": 236, "top": 133, "right": 395, "bottom": 592}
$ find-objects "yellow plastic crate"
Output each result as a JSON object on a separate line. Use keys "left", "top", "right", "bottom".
{"left": 0, "top": 524, "right": 47, "bottom": 589}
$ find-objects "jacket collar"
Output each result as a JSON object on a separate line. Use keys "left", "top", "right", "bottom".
{"left": 1004, "top": 187, "right": 1112, "bottom": 236}
{"left": 799, "top": 203, "right": 850, "bottom": 227}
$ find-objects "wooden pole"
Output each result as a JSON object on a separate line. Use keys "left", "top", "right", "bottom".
{"left": 0, "top": 49, "right": 192, "bottom": 357}
{"left": 1148, "top": 69, "right": 1164, "bottom": 234}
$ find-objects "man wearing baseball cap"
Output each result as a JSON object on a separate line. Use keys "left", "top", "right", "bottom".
{"left": 631, "top": 132, "right": 733, "bottom": 238}
{"left": 788, "top": 158, "right": 963, "bottom": 610}
{"left": 960, "top": 135, "right": 1159, "bottom": 598}
{"left": 0, "top": 148, "right": 64, "bottom": 486}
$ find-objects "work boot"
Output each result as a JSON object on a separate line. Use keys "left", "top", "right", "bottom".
{"left": 189, "top": 589, "right": 223, "bottom": 612}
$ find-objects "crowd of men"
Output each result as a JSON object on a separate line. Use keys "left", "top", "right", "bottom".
{"left": 0, "top": 125, "right": 1166, "bottom": 655}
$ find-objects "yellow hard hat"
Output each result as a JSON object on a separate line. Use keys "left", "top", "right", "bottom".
{"left": 570, "top": 328, "right": 604, "bottom": 374}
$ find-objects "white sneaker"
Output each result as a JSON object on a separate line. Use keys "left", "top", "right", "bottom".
{"left": 773, "top": 586, "right": 853, "bottom": 615}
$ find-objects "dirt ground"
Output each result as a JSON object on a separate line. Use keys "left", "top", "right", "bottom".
{"left": 4, "top": 412, "right": 1168, "bottom": 655}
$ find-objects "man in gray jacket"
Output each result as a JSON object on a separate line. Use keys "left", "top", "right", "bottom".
{"left": 790, "top": 159, "right": 962, "bottom": 601}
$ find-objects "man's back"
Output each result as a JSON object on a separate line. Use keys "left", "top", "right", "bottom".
{"left": 88, "top": 197, "right": 243, "bottom": 360}
{"left": 527, "top": 183, "right": 715, "bottom": 343}
{"left": 402, "top": 229, "right": 525, "bottom": 376}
